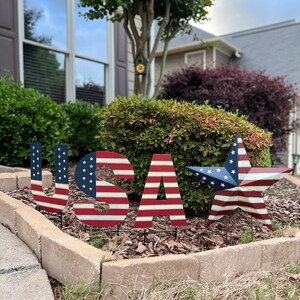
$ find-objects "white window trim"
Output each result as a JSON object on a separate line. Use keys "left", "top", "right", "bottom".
{"left": 66, "top": 0, "right": 75, "bottom": 102}
{"left": 106, "top": 20, "right": 115, "bottom": 103}
{"left": 18, "top": 0, "right": 24, "bottom": 83}
{"left": 19, "top": 0, "right": 114, "bottom": 104}
{"left": 149, "top": 21, "right": 155, "bottom": 98}
{"left": 184, "top": 50, "right": 206, "bottom": 69}
{"left": 212, "top": 47, "right": 216, "bottom": 68}
{"left": 21, "top": 39, "right": 69, "bottom": 55}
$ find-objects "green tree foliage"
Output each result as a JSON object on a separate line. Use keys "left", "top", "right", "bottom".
{"left": 100, "top": 95, "right": 271, "bottom": 213}
{"left": 24, "top": 6, "right": 51, "bottom": 44}
{"left": 63, "top": 101, "right": 103, "bottom": 158}
{"left": 0, "top": 77, "right": 104, "bottom": 166}
{"left": 78, "top": 0, "right": 213, "bottom": 97}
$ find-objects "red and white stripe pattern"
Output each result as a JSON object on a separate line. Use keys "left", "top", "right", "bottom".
{"left": 207, "top": 133, "right": 292, "bottom": 229}
{"left": 74, "top": 151, "right": 134, "bottom": 227}
{"left": 30, "top": 143, "right": 69, "bottom": 213}
{"left": 95, "top": 151, "right": 134, "bottom": 179}
{"left": 31, "top": 181, "right": 69, "bottom": 213}
{"left": 134, "top": 154, "right": 187, "bottom": 228}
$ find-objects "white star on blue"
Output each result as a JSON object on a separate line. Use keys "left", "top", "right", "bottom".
{"left": 30, "top": 142, "right": 68, "bottom": 183}
{"left": 75, "top": 152, "right": 97, "bottom": 198}
{"left": 186, "top": 133, "right": 239, "bottom": 191}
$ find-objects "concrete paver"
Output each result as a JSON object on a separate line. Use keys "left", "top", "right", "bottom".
{"left": 0, "top": 269, "right": 53, "bottom": 300}
{"left": 0, "top": 224, "right": 54, "bottom": 300}
{"left": 0, "top": 224, "right": 40, "bottom": 272}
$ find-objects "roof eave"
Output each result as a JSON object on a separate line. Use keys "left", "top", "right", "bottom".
{"left": 155, "top": 37, "right": 241, "bottom": 57}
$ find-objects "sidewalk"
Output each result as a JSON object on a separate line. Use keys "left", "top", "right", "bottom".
{"left": 0, "top": 224, "right": 54, "bottom": 300}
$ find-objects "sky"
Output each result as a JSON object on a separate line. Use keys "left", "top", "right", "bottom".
{"left": 191, "top": 0, "right": 300, "bottom": 35}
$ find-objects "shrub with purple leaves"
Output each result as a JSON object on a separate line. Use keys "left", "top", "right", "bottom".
{"left": 161, "top": 65, "right": 297, "bottom": 163}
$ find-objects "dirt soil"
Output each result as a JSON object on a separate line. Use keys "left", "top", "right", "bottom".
{"left": 7, "top": 167, "right": 300, "bottom": 260}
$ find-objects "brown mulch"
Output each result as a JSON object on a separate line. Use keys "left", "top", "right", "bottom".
{"left": 6, "top": 166, "right": 300, "bottom": 260}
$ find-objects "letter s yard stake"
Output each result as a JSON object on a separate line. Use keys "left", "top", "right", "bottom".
{"left": 73, "top": 151, "right": 134, "bottom": 227}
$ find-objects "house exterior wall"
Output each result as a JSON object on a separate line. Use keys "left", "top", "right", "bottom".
{"left": 155, "top": 52, "right": 184, "bottom": 81}
{"left": 215, "top": 48, "right": 231, "bottom": 66}
{"left": 205, "top": 48, "right": 214, "bottom": 68}
{"left": 155, "top": 48, "right": 213, "bottom": 81}
{"left": 0, "top": 0, "right": 19, "bottom": 80}
{"left": 162, "top": 52, "right": 185, "bottom": 72}
{"left": 275, "top": 136, "right": 289, "bottom": 167}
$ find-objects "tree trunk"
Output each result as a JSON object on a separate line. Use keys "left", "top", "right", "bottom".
{"left": 123, "top": 2, "right": 171, "bottom": 97}
{"left": 153, "top": 38, "right": 170, "bottom": 98}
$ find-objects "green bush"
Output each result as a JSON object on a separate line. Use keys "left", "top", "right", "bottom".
{"left": 63, "top": 101, "right": 102, "bottom": 159}
{"left": 0, "top": 76, "right": 69, "bottom": 166}
{"left": 100, "top": 95, "right": 272, "bottom": 214}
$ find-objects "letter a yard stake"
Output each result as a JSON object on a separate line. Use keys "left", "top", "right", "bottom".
{"left": 134, "top": 154, "right": 187, "bottom": 228}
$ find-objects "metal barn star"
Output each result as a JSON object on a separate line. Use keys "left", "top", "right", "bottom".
{"left": 186, "top": 133, "right": 292, "bottom": 229}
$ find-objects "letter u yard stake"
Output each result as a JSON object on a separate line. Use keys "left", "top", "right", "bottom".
{"left": 30, "top": 142, "right": 69, "bottom": 215}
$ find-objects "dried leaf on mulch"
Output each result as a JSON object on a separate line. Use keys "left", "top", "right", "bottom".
{"left": 7, "top": 168, "right": 300, "bottom": 260}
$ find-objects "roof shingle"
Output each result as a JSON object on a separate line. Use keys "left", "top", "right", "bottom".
{"left": 222, "top": 20, "right": 300, "bottom": 92}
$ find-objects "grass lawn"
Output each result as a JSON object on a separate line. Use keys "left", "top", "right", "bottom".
{"left": 59, "top": 263, "right": 300, "bottom": 299}
{"left": 126, "top": 264, "right": 300, "bottom": 300}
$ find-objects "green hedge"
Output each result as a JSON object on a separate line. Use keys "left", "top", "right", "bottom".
{"left": 100, "top": 95, "right": 272, "bottom": 213}
{"left": 0, "top": 77, "right": 104, "bottom": 166}
{"left": 0, "top": 76, "right": 69, "bottom": 166}
{"left": 63, "top": 101, "right": 102, "bottom": 158}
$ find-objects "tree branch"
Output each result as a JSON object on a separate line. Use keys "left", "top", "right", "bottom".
{"left": 139, "top": 0, "right": 154, "bottom": 52}
{"left": 153, "top": 22, "right": 180, "bottom": 98}
{"left": 127, "top": 7, "right": 140, "bottom": 51}
{"left": 137, "top": 2, "right": 147, "bottom": 53}
{"left": 123, "top": 8, "right": 136, "bottom": 59}
{"left": 153, "top": 37, "right": 171, "bottom": 98}
{"left": 146, "top": 38, "right": 152, "bottom": 96}
{"left": 135, "top": 74, "right": 141, "bottom": 94}
{"left": 148, "top": 1, "right": 171, "bottom": 64}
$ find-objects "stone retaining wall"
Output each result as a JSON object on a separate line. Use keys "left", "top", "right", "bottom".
{"left": 0, "top": 192, "right": 112, "bottom": 291}
{"left": 0, "top": 165, "right": 52, "bottom": 192}
{"left": 101, "top": 234, "right": 300, "bottom": 299}
{"left": 0, "top": 171, "right": 299, "bottom": 299}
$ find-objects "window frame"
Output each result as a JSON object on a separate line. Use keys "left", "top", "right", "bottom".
{"left": 18, "top": 0, "right": 115, "bottom": 104}
{"left": 184, "top": 49, "right": 206, "bottom": 69}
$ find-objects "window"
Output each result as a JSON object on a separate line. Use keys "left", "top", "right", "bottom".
{"left": 22, "top": 0, "right": 111, "bottom": 105}
{"left": 185, "top": 50, "right": 206, "bottom": 69}
{"left": 75, "top": 58, "right": 105, "bottom": 105}
{"left": 24, "top": 44, "right": 66, "bottom": 103}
